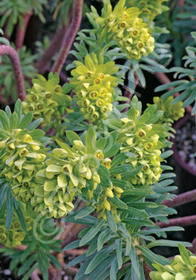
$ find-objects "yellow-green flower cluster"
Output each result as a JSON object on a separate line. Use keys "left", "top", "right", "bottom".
{"left": 23, "top": 73, "right": 72, "bottom": 127}
{"left": 33, "top": 138, "right": 113, "bottom": 218}
{"left": 152, "top": 96, "right": 185, "bottom": 123}
{"left": 117, "top": 100, "right": 165, "bottom": 186}
{"left": 150, "top": 255, "right": 196, "bottom": 280}
{"left": 0, "top": 130, "right": 46, "bottom": 203}
{"left": 96, "top": 182, "right": 124, "bottom": 221}
{"left": 70, "top": 54, "right": 118, "bottom": 123}
{"left": 0, "top": 212, "right": 33, "bottom": 248}
{"left": 126, "top": 0, "right": 169, "bottom": 22}
{"left": 91, "top": 0, "right": 155, "bottom": 60}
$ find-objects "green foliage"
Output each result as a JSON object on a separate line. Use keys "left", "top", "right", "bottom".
{"left": 155, "top": 32, "right": 196, "bottom": 116}
{"left": 0, "top": 0, "right": 47, "bottom": 36}
{"left": 52, "top": 0, "right": 74, "bottom": 25}
{"left": 0, "top": 206, "right": 33, "bottom": 247}
{"left": 0, "top": 0, "right": 195, "bottom": 280}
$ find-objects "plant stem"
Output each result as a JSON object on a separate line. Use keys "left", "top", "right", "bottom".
{"left": 31, "top": 270, "right": 40, "bottom": 280}
{"left": 157, "top": 215, "right": 196, "bottom": 228}
{"left": 35, "top": 24, "right": 70, "bottom": 74}
{"left": 0, "top": 45, "right": 26, "bottom": 100}
{"left": 52, "top": 0, "right": 83, "bottom": 74}
{"left": 143, "top": 261, "right": 152, "bottom": 280}
{"left": 154, "top": 72, "right": 192, "bottom": 114}
{"left": 162, "top": 189, "right": 196, "bottom": 208}
{"left": 15, "top": 10, "right": 32, "bottom": 50}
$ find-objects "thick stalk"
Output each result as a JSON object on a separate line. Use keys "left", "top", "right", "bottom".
{"left": 143, "top": 261, "right": 152, "bottom": 280}
{"left": 15, "top": 11, "right": 32, "bottom": 50}
{"left": 162, "top": 189, "right": 196, "bottom": 208}
{"left": 0, "top": 45, "right": 26, "bottom": 100}
{"left": 35, "top": 24, "right": 69, "bottom": 74}
{"left": 52, "top": 0, "right": 83, "bottom": 74}
{"left": 157, "top": 215, "right": 196, "bottom": 228}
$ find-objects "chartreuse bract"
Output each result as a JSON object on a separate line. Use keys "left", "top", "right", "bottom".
{"left": 70, "top": 53, "right": 119, "bottom": 124}
{"left": 90, "top": 0, "right": 155, "bottom": 60}
{"left": 150, "top": 244, "right": 196, "bottom": 280}
{"left": 126, "top": 0, "right": 169, "bottom": 22}
{"left": 23, "top": 72, "right": 72, "bottom": 129}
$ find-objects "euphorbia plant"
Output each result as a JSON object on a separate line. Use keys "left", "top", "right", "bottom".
{"left": 0, "top": 0, "right": 196, "bottom": 280}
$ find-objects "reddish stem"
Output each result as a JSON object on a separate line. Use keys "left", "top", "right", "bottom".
{"left": 0, "top": 45, "right": 26, "bottom": 100}
{"left": 154, "top": 72, "right": 192, "bottom": 115}
{"left": 15, "top": 11, "right": 32, "bottom": 50}
{"left": 35, "top": 24, "right": 69, "bottom": 74}
{"left": 52, "top": 0, "right": 83, "bottom": 74}
{"left": 143, "top": 261, "right": 152, "bottom": 280}
{"left": 179, "top": 0, "right": 185, "bottom": 7}
{"left": 157, "top": 215, "right": 196, "bottom": 228}
{"left": 162, "top": 189, "right": 196, "bottom": 208}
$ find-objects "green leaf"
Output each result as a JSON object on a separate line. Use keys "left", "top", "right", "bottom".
{"left": 10, "top": 112, "right": 19, "bottom": 130}
{"left": 30, "top": 129, "right": 45, "bottom": 140}
{"left": 161, "top": 150, "right": 173, "bottom": 159}
{"left": 104, "top": 143, "right": 121, "bottom": 158}
{"left": 63, "top": 240, "right": 80, "bottom": 251}
{"left": 6, "top": 188, "right": 13, "bottom": 230}
{"left": 65, "top": 254, "right": 87, "bottom": 268}
{"left": 66, "top": 130, "right": 81, "bottom": 145}
{"left": 98, "top": 165, "right": 111, "bottom": 187}
{"left": 138, "top": 246, "right": 170, "bottom": 266}
{"left": 74, "top": 206, "right": 94, "bottom": 220}
{"left": 129, "top": 244, "right": 140, "bottom": 279}
{"left": 155, "top": 80, "right": 187, "bottom": 92}
{"left": 106, "top": 210, "right": 117, "bottom": 232}
{"left": 178, "top": 243, "right": 193, "bottom": 267}
{"left": 85, "top": 246, "right": 114, "bottom": 274}
{"left": 147, "top": 240, "right": 191, "bottom": 249}
{"left": 47, "top": 254, "right": 62, "bottom": 269}
{"left": 5, "top": 105, "right": 12, "bottom": 118}
{"left": 79, "top": 219, "right": 105, "bottom": 247}
{"left": 14, "top": 99, "right": 22, "bottom": 120}
{"left": 0, "top": 183, "right": 8, "bottom": 210}
{"left": 122, "top": 166, "right": 143, "bottom": 179}
{"left": 115, "top": 239, "right": 123, "bottom": 269}
{"left": 15, "top": 205, "right": 27, "bottom": 233}
{"left": 86, "top": 126, "right": 96, "bottom": 154}
{"left": 0, "top": 110, "right": 9, "bottom": 130}
{"left": 56, "top": 140, "right": 75, "bottom": 158}
{"left": 123, "top": 218, "right": 154, "bottom": 227}
{"left": 18, "top": 254, "right": 37, "bottom": 276}
{"left": 19, "top": 112, "right": 33, "bottom": 129}
{"left": 27, "top": 118, "right": 42, "bottom": 130}
{"left": 21, "top": 263, "right": 38, "bottom": 280}
{"left": 122, "top": 187, "right": 154, "bottom": 197}
{"left": 97, "top": 228, "right": 112, "bottom": 251}
{"left": 87, "top": 254, "right": 116, "bottom": 280}
{"left": 110, "top": 164, "right": 133, "bottom": 175}
{"left": 110, "top": 257, "right": 118, "bottom": 280}
{"left": 109, "top": 196, "right": 128, "bottom": 209}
